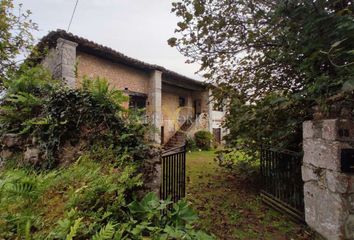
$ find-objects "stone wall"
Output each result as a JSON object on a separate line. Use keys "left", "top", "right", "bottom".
{"left": 0, "top": 134, "right": 42, "bottom": 167}
{"left": 76, "top": 51, "right": 150, "bottom": 94}
{"left": 303, "top": 119, "right": 354, "bottom": 239}
{"left": 161, "top": 89, "right": 179, "bottom": 142}
{"left": 161, "top": 84, "right": 210, "bottom": 143}
{"left": 162, "top": 87, "right": 193, "bottom": 142}
{"left": 0, "top": 133, "right": 163, "bottom": 198}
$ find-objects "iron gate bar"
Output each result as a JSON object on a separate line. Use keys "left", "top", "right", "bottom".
{"left": 260, "top": 147, "right": 304, "bottom": 222}
{"left": 160, "top": 145, "right": 186, "bottom": 203}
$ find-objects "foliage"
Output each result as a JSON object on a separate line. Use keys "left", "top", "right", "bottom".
{"left": 185, "top": 137, "right": 197, "bottom": 152}
{"left": 126, "top": 192, "right": 213, "bottom": 240}
{"left": 4, "top": 65, "right": 56, "bottom": 95}
{"left": 0, "top": 67, "right": 148, "bottom": 168}
{"left": 224, "top": 94, "right": 309, "bottom": 152}
{"left": 81, "top": 77, "right": 128, "bottom": 107}
{"left": 0, "top": 0, "right": 38, "bottom": 82}
{"left": 215, "top": 149, "right": 259, "bottom": 182}
{"left": 92, "top": 222, "right": 116, "bottom": 240}
{"left": 169, "top": 0, "right": 354, "bottom": 152}
{"left": 0, "top": 156, "right": 213, "bottom": 239}
{"left": 194, "top": 131, "right": 213, "bottom": 151}
{"left": 0, "top": 66, "right": 58, "bottom": 135}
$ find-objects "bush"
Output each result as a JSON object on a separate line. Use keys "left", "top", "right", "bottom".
{"left": 186, "top": 137, "right": 197, "bottom": 151}
{"left": 0, "top": 67, "right": 149, "bottom": 168}
{"left": 194, "top": 130, "right": 213, "bottom": 150}
{"left": 215, "top": 149, "right": 259, "bottom": 182}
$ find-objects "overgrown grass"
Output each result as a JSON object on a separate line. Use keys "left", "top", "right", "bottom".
{"left": 0, "top": 155, "right": 141, "bottom": 239}
{"left": 186, "top": 151, "right": 314, "bottom": 240}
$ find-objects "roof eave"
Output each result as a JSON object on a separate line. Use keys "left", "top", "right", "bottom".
{"left": 36, "top": 29, "right": 207, "bottom": 89}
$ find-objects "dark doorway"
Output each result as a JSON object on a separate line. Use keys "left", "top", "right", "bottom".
{"left": 213, "top": 128, "right": 221, "bottom": 144}
{"left": 161, "top": 126, "right": 164, "bottom": 144}
{"left": 193, "top": 99, "right": 201, "bottom": 119}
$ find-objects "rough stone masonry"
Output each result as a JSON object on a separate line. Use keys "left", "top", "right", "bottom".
{"left": 303, "top": 119, "right": 354, "bottom": 239}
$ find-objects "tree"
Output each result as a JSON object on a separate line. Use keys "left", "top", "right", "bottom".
{"left": 169, "top": 0, "right": 354, "bottom": 151}
{"left": 0, "top": 0, "right": 38, "bottom": 82}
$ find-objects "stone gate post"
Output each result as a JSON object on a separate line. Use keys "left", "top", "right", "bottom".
{"left": 303, "top": 119, "right": 354, "bottom": 239}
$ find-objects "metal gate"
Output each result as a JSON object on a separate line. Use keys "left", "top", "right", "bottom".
{"left": 260, "top": 148, "right": 304, "bottom": 222}
{"left": 160, "top": 145, "right": 186, "bottom": 202}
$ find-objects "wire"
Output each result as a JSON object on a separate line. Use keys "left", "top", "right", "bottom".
{"left": 67, "top": 0, "right": 79, "bottom": 32}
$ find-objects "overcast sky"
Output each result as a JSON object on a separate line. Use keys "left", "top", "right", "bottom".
{"left": 14, "top": 0, "right": 202, "bottom": 80}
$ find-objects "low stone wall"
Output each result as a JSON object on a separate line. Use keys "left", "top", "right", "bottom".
{"left": 303, "top": 119, "right": 354, "bottom": 239}
{"left": 0, "top": 133, "right": 42, "bottom": 167}
{"left": 1, "top": 134, "right": 163, "bottom": 199}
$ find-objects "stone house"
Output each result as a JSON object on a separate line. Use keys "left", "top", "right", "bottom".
{"left": 38, "top": 30, "right": 227, "bottom": 147}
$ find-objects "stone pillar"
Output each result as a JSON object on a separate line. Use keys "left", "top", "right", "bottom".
{"left": 208, "top": 89, "right": 213, "bottom": 133}
{"left": 42, "top": 38, "right": 78, "bottom": 88}
{"left": 302, "top": 119, "right": 354, "bottom": 239}
{"left": 137, "top": 146, "right": 162, "bottom": 198}
{"left": 149, "top": 70, "right": 162, "bottom": 144}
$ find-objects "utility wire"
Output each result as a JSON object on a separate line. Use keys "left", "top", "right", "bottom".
{"left": 67, "top": 0, "right": 79, "bottom": 32}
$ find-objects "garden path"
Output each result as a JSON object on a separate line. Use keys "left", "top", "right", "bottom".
{"left": 186, "top": 151, "right": 315, "bottom": 240}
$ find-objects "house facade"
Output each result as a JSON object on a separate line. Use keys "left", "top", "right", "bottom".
{"left": 39, "top": 30, "right": 227, "bottom": 147}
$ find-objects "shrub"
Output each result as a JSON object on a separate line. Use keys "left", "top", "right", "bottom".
{"left": 194, "top": 130, "right": 213, "bottom": 150}
{"left": 186, "top": 137, "right": 197, "bottom": 152}
{"left": 215, "top": 149, "right": 259, "bottom": 182}
{"left": 0, "top": 67, "right": 149, "bottom": 168}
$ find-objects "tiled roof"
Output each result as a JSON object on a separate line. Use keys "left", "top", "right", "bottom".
{"left": 37, "top": 29, "right": 207, "bottom": 89}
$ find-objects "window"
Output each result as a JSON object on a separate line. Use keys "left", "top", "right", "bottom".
{"left": 179, "top": 97, "right": 186, "bottom": 107}
{"left": 129, "top": 95, "right": 146, "bottom": 110}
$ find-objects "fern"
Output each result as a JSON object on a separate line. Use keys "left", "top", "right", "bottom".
{"left": 4, "top": 65, "right": 56, "bottom": 94}
{"left": 7, "top": 181, "right": 37, "bottom": 199}
{"left": 19, "top": 117, "right": 50, "bottom": 135}
{"left": 7, "top": 92, "right": 43, "bottom": 107}
{"left": 82, "top": 77, "right": 128, "bottom": 106}
{"left": 24, "top": 220, "right": 31, "bottom": 240}
{"left": 65, "top": 217, "right": 83, "bottom": 240}
{"left": 92, "top": 222, "right": 116, "bottom": 240}
{"left": 1, "top": 169, "right": 57, "bottom": 203}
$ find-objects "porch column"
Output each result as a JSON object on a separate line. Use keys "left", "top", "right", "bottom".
{"left": 42, "top": 38, "right": 78, "bottom": 88}
{"left": 149, "top": 70, "right": 162, "bottom": 144}
{"left": 208, "top": 89, "right": 213, "bottom": 133}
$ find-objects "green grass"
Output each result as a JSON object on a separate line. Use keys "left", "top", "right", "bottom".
{"left": 186, "top": 150, "right": 314, "bottom": 240}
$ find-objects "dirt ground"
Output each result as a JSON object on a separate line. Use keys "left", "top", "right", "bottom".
{"left": 186, "top": 151, "right": 317, "bottom": 240}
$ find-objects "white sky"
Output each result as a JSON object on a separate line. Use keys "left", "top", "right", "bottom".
{"left": 15, "top": 0, "right": 202, "bottom": 80}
